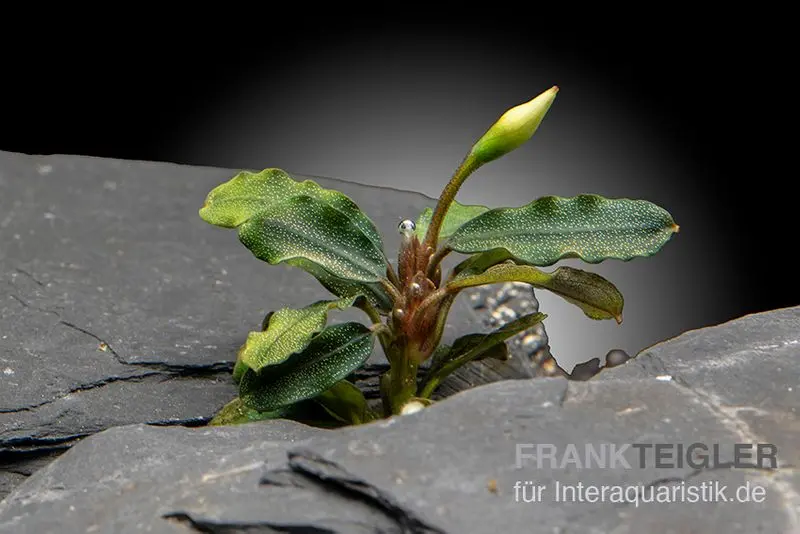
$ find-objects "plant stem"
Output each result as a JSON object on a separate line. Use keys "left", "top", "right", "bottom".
{"left": 425, "top": 245, "right": 452, "bottom": 281}
{"left": 380, "top": 278, "right": 404, "bottom": 305}
{"left": 385, "top": 264, "right": 401, "bottom": 289}
{"left": 358, "top": 300, "right": 383, "bottom": 325}
{"left": 412, "top": 287, "right": 451, "bottom": 323}
{"left": 422, "top": 155, "right": 482, "bottom": 252}
{"left": 419, "top": 374, "right": 441, "bottom": 399}
{"left": 381, "top": 340, "right": 420, "bottom": 415}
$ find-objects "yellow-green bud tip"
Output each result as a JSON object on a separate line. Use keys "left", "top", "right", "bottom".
{"left": 469, "top": 85, "right": 559, "bottom": 166}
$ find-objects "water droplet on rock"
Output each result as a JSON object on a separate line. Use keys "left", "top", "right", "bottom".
{"left": 604, "top": 349, "right": 630, "bottom": 368}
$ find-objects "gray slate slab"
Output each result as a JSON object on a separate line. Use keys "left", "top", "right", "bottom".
{"left": 1, "top": 306, "right": 798, "bottom": 533}
{"left": 0, "top": 151, "right": 542, "bottom": 498}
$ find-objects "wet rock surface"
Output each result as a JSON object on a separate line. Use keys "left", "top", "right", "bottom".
{"left": 0, "top": 151, "right": 547, "bottom": 499}
{"left": 1, "top": 305, "right": 798, "bottom": 533}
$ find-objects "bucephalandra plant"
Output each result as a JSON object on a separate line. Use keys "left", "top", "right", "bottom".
{"left": 199, "top": 86, "right": 680, "bottom": 426}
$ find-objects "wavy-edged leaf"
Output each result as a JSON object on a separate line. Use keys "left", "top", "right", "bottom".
{"left": 314, "top": 380, "right": 374, "bottom": 425}
{"left": 415, "top": 200, "right": 490, "bottom": 242}
{"left": 420, "top": 312, "right": 547, "bottom": 398}
{"left": 447, "top": 263, "right": 624, "bottom": 323}
{"left": 200, "top": 168, "right": 389, "bottom": 283}
{"left": 445, "top": 194, "right": 679, "bottom": 266}
{"left": 240, "top": 322, "right": 375, "bottom": 412}
{"left": 238, "top": 296, "right": 363, "bottom": 374}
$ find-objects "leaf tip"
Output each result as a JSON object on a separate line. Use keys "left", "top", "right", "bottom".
{"left": 671, "top": 223, "right": 681, "bottom": 234}
{"left": 614, "top": 313, "right": 623, "bottom": 325}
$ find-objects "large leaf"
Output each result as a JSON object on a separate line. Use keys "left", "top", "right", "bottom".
{"left": 447, "top": 263, "right": 624, "bottom": 323}
{"left": 238, "top": 296, "right": 362, "bottom": 374}
{"left": 445, "top": 194, "right": 679, "bottom": 266}
{"left": 420, "top": 312, "right": 547, "bottom": 398}
{"left": 200, "top": 169, "right": 389, "bottom": 282}
{"left": 240, "top": 322, "right": 376, "bottom": 412}
{"left": 415, "top": 200, "right": 490, "bottom": 242}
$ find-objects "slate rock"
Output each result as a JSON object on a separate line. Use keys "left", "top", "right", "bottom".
{"left": 0, "top": 151, "right": 542, "bottom": 498}
{"left": 2, "top": 306, "right": 798, "bottom": 533}
{"left": 605, "top": 306, "right": 800, "bottom": 473}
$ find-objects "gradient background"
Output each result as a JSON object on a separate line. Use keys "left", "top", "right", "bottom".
{"left": 3, "top": 17, "right": 795, "bottom": 370}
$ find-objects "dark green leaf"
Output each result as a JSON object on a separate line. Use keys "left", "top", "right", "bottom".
{"left": 208, "top": 396, "right": 350, "bottom": 428}
{"left": 240, "top": 322, "right": 376, "bottom": 412}
{"left": 428, "top": 336, "right": 509, "bottom": 374}
{"left": 447, "top": 263, "right": 624, "bottom": 323}
{"left": 420, "top": 312, "right": 546, "bottom": 398}
{"left": 314, "top": 380, "right": 374, "bottom": 425}
{"left": 445, "top": 194, "right": 679, "bottom": 266}
{"left": 415, "top": 200, "right": 490, "bottom": 242}
{"left": 200, "top": 168, "right": 389, "bottom": 283}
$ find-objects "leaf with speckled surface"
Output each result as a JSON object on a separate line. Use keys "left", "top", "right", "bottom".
{"left": 237, "top": 296, "right": 364, "bottom": 375}
{"left": 240, "top": 323, "right": 375, "bottom": 412}
{"left": 448, "top": 263, "right": 625, "bottom": 323}
{"left": 414, "top": 200, "right": 490, "bottom": 242}
{"left": 200, "top": 169, "right": 390, "bottom": 283}
{"left": 445, "top": 194, "right": 679, "bottom": 266}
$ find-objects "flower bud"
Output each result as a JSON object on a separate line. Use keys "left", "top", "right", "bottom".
{"left": 469, "top": 86, "right": 559, "bottom": 166}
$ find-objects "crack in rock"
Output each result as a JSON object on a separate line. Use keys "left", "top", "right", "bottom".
{"left": 12, "top": 268, "right": 45, "bottom": 287}
{"left": 0, "top": 372, "right": 165, "bottom": 414}
{"left": 165, "top": 512, "right": 378, "bottom": 533}
{"left": 281, "top": 448, "right": 447, "bottom": 534}
{"left": 0, "top": 436, "right": 81, "bottom": 456}
{"left": 58, "top": 320, "right": 234, "bottom": 376}
{"left": 167, "top": 448, "right": 451, "bottom": 533}
{"left": 7, "top": 294, "right": 60, "bottom": 317}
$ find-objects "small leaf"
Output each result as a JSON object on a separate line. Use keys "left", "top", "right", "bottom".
{"left": 240, "top": 296, "right": 362, "bottom": 374}
{"left": 208, "top": 396, "right": 349, "bottom": 428}
{"left": 209, "top": 397, "right": 288, "bottom": 426}
{"left": 445, "top": 194, "right": 679, "bottom": 266}
{"left": 420, "top": 312, "right": 546, "bottom": 398}
{"left": 314, "top": 380, "right": 374, "bottom": 425}
{"left": 415, "top": 200, "right": 490, "bottom": 242}
{"left": 240, "top": 322, "right": 376, "bottom": 412}
{"left": 429, "top": 336, "right": 509, "bottom": 373}
{"left": 200, "top": 169, "right": 389, "bottom": 283}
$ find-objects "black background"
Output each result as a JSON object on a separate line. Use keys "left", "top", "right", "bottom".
{"left": 3, "top": 15, "right": 795, "bottom": 361}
